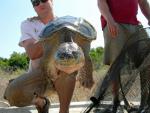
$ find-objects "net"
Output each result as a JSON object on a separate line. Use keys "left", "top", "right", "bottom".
{"left": 84, "top": 27, "right": 150, "bottom": 113}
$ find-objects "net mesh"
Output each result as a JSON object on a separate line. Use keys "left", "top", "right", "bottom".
{"left": 84, "top": 27, "right": 150, "bottom": 113}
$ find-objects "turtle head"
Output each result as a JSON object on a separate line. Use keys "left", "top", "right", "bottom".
{"left": 54, "top": 29, "right": 85, "bottom": 74}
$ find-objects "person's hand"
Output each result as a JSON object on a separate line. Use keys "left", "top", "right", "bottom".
{"left": 107, "top": 19, "right": 119, "bottom": 38}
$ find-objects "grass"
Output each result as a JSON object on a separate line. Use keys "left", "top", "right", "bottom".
{"left": 0, "top": 69, "right": 26, "bottom": 79}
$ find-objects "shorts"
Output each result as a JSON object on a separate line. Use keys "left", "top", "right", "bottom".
{"left": 4, "top": 69, "right": 76, "bottom": 107}
{"left": 103, "top": 23, "right": 143, "bottom": 65}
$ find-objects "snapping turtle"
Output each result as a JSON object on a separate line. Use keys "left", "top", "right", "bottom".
{"left": 39, "top": 16, "right": 96, "bottom": 88}
{"left": 4, "top": 16, "right": 96, "bottom": 110}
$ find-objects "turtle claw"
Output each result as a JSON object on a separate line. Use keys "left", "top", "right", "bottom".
{"left": 77, "top": 74, "right": 94, "bottom": 89}
{"left": 81, "top": 78, "right": 94, "bottom": 89}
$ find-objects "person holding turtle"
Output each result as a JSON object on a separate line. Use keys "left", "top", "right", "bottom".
{"left": 4, "top": 0, "right": 95, "bottom": 113}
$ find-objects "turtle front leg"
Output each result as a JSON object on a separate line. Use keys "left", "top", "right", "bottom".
{"left": 77, "top": 41, "right": 94, "bottom": 89}
{"left": 78, "top": 56, "right": 94, "bottom": 89}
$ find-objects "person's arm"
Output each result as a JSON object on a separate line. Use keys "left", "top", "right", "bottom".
{"left": 139, "top": 0, "right": 150, "bottom": 25}
{"left": 22, "top": 38, "right": 43, "bottom": 60}
{"left": 97, "top": 0, "right": 118, "bottom": 37}
{"left": 19, "top": 20, "right": 44, "bottom": 60}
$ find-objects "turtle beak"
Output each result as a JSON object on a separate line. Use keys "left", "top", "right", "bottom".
{"left": 54, "top": 42, "right": 85, "bottom": 74}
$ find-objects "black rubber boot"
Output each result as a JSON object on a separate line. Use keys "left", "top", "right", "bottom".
{"left": 112, "top": 98, "right": 120, "bottom": 113}
{"left": 102, "top": 98, "right": 120, "bottom": 113}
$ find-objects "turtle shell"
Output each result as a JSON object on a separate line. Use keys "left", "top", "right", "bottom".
{"left": 39, "top": 16, "right": 97, "bottom": 41}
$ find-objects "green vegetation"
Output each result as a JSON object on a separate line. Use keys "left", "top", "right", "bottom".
{"left": 90, "top": 47, "right": 104, "bottom": 70}
{"left": 0, "top": 52, "right": 29, "bottom": 74}
{"left": 0, "top": 47, "right": 104, "bottom": 75}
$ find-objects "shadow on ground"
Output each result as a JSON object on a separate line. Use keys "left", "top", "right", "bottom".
{"left": 0, "top": 106, "right": 34, "bottom": 113}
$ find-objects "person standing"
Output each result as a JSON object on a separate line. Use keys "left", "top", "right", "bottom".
{"left": 97, "top": 0, "right": 150, "bottom": 112}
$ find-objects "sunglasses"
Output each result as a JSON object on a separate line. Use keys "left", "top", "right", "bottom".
{"left": 31, "top": 0, "right": 48, "bottom": 7}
